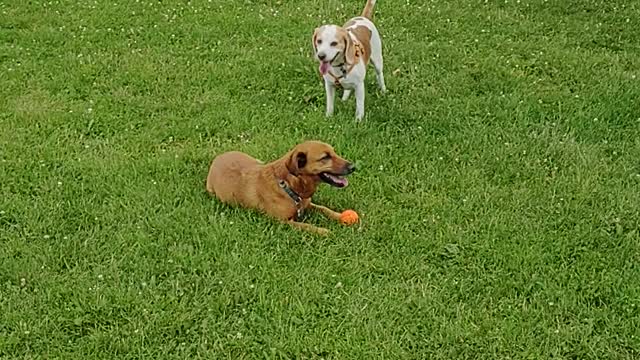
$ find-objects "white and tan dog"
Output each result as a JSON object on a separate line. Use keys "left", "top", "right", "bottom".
{"left": 312, "top": 0, "right": 385, "bottom": 121}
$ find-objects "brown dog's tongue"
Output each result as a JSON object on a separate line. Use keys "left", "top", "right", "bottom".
{"left": 319, "top": 62, "right": 330, "bottom": 75}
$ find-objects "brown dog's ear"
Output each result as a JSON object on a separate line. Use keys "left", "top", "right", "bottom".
{"left": 296, "top": 152, "right": 307, "bottom": 169}
{"left": 287, "top": 151, "right": 307, "bottom": 175}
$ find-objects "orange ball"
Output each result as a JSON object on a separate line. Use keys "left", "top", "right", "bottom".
{"left": 339, "top": 210, "right": 359, "bottom": 225}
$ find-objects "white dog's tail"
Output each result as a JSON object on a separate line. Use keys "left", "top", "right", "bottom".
{"left": 361, "top": 0, "right": 376, "bottom": 20}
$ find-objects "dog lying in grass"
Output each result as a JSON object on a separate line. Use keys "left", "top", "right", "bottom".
{"left": 206, "top": 141, "right": 356, "bottom": 235}
{"left": 312, "top": 0, "right": 386, "bottom": 120}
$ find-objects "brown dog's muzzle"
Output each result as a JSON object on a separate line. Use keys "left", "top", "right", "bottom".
{"left": 344, "top": 162, "right": 356, "bottom": 174}
{"left": 319, "top": 160, "right": 355, "bottom": 188}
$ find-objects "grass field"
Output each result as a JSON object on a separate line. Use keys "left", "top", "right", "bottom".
{"left": 2, "top": 0, "right": 640, "bottom": 358}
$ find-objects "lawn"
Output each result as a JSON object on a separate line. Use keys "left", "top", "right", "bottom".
{"left": 1, "top": 0, "right": 640, "bottom": 358}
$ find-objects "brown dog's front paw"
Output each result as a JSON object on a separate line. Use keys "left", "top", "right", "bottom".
{"left": 287, "top": 220, "right": 330, "bottom": 235}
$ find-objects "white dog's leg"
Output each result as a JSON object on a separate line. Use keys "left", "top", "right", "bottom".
{"left": 369, "top": 24, "right": 386, "bottom": 93}
{"left": 325, "top": 80, "right": 336, "bottom": 117}
{"left": 372, "top": 59, "right": 387, "bottom": 93}
{"left": 371, "top": 58, "right": 386, "bottom": 93}
{"left": 355, "top": 84, "right": 365, "bottom": 120}
{"left": 342, "top": 89, "right": 352, "bottom": 101}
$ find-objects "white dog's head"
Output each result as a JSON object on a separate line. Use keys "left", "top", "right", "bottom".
{"left": 312, "top": 25, "right": 354, "bottom": 75}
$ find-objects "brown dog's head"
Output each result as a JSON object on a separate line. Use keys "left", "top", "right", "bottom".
{"left": 286, "top": 141, "right": 355, "bottom": 188}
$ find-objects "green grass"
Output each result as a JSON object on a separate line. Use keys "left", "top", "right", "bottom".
{"left": 1, "top": 0, "right": 640, "bottom": 358}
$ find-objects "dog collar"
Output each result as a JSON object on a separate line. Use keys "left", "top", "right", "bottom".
{"left": 324, "top": 38, "right": 364, "bottom": 87}
{"left": 278, "top": 179, "right": 303, "bottom": 219}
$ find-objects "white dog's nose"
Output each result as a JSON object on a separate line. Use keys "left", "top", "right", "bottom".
{"left": 317, "top": 53, "right": 327, "bottom": 61}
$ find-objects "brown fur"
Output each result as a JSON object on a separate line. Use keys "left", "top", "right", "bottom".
{"left": 206, "top": 141, "right": 355, "bottom": 235}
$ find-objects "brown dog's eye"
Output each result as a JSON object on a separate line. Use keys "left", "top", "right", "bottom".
{"left": 320, "top": 153, "right": 332, "bottom": 161}
{"left": 330, "top": 41, "right": 338, "bottom": 47}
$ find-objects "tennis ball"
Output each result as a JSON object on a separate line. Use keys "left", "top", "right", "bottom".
{"left": 339, "top": 210, "right": 359, "bottom": 225}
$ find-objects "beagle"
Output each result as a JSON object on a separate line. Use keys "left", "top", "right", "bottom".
{"left": 312, "top": 0, "right": 385, "bottom": 121}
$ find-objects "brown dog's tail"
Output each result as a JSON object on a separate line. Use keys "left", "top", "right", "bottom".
{"left": 361, "top": 0, "right": 376, "bottom": 20}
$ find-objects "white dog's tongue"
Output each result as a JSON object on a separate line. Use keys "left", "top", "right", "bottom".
{"left": 319, "top": 62, "right": 330, "bottom": 75}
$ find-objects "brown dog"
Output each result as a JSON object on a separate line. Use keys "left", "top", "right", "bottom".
{"left": 206, "top": 141, "right": 356, "bottom": 235}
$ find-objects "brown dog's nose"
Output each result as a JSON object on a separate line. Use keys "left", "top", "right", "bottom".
{"left": 345, "top": 162, "right": 356, "bottom": 174}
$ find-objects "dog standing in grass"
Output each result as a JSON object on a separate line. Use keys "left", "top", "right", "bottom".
{"left": 312, "top": 0, "right": 386, "bottom": 121}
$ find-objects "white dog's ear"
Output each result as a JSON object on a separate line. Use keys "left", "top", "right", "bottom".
{"left": 312, "top": 27, "right": 320, "bottom": 53}
{"left": 344, "top": 33, "right": 356, "bottom": 64}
